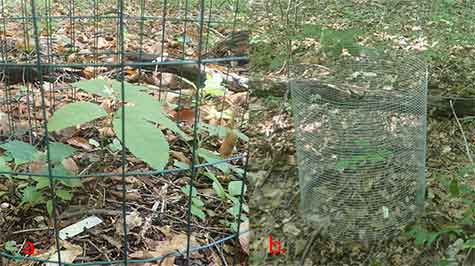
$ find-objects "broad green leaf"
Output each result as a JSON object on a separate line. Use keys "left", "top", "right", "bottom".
{"left": 60, "top": 178, "right": 82, "bottom": 188}
{"left": 33, "top": 176, "right": 50, "bottom": 189}
{"left": 46, "top": 199, "right": 53, "bottom": 217}
{"left": 228, "top": 181, "right": 246, "bottom": 196}
{"left": 56, "top": 189, "right": 73, "bottom": 201}
{"left": 48, "top": 142, "right": 76, "bottom": 162}
{"left": 227, "top": 204, "right": 241, "bottom": 217}
{"left": 174, "top": 160, "right": 189, "bottom": 169}
{"left": 48, "top": 102, "right": 107, "bottom": 132}
{"left": 192, "top": 197, "right": 205, "bottom": 207}
{"left": 0, "top": 191, "right": 6, "bottom": 197}
{"left": 53, "top": 164, "right": 82, "bottom": 187}
{"left": 21, "top": 186, "right": 44, "bottom": 205}
{"left": 197, "top": 148, "right": 230, "bottom": 173}
{"left": 76, "top": 78, "right": 190, "bottom": 141}
{"left": 5, "top": 241, "right": 17, "bottom": 253}
{"left": 127, "top": 92, "right": 191, "bottom": 141}
{"left": 181, "top": 184, "right": 197, "bottom": 197}
{"left": 113, "top": 110, "right": 170, "bottom": 171}
{"left": 191, "top": 205, "right": 206, "bottom": 220}
{"left": 0, "top": 140, "right": 39, "bottom": 165}
{"left": 72, "top": 79, "right": 119, "bottom": 98}
{"left": 0, "top": 156, "right": 12, "bottom": 178}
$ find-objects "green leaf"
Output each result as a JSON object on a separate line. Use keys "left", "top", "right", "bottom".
{"left": 192, "top": 197, "right": 205, "bottom": 207}
{"left": 181, "top": 184, "right": 197, "bottom": 197}
{"left": 197, "top": 148, "right": 230, "bottom": 173}
{"left": 203, "top": 171, "right": 227, "bottom": 199}
{"left": 53, "top": 164, "right": 82, "bottom": 187}
{"left": 5, "top": 241, "right": 17, "bottom": 253}
{"left": 199, "top": 123, "right": 248, "bottom": 142}
{"left": 21, "top": 186, "right": 44, "bottom": 205}
{"left": 128, "top": 93, "right": 191, "bottom": 141}
{"left": 89, "top": 138, "right": 100, "bottom": 148}
{"left": 0, "top": 140, "right": 39, "bottom": 165}
{"left": 174, "top": 160, "right": 189, "bottom": 169}
{"left": 48, "top": 102, "right": 107, "bottom": 132}
{"left": 0, "top": 191, "right": 6, "bottom": 198}
{"left": 464, "top": 239, "right": 475, "bottom": 249}
{"left": 228, "top": 181, "right": 246, "bottom": 196}
{"left": 449, "top": 178, "right": 460, "bottom": 197}
{"left": 46, "top": 199, "right": 53, "bottom": 217}
{"left": 108, "top": 138, "right": 122, "bottom": 152}
{"left": 56, "top": 189, "right": 73, "bottom": 201}
{"left": 113, "top": 110, "right": 170, "bottom": 171}
{"left": 48, "top": 142, "right": 76, "bottom": 162}
{"left": 0, "top": 156, "right": 12, "bottom": 178}
{"left": 72, "top": 79, "right": 119, "bottom": 98}
{"left": 213, "top": 181, "right": 227, "bottom": 199}
{"left": 33, "top": 176, "right": 50, "bottom": 189}
{"left": 191, "top": 205, "right": 206, "bottom": 220}
{"left": 204, "top": 72, "right": 226, "bottom": 96}
{"left": 227, "top": 204, "right": 241, "bottom": 217}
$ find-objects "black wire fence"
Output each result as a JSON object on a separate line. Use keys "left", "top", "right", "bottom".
{"left": 0, "top": 0, "right": 249, "bottom": 265}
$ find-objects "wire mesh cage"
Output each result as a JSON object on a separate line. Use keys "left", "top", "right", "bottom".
{"left": 0, "top": 0, "right": 249, "bottom": 265}
{"left": 290, "top": 48, "right": 428, "bottom": 241}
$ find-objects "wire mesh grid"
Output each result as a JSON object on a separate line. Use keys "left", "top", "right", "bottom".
{"left": 290, "top": 48, "right": 428, "bottom": 241}
{"left": 0, "top": 0, "right": 249, "bottom": 265}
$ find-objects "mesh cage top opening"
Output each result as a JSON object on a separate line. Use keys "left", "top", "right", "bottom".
{"left": 290, "top": 48, "right": 428, "bottom": 241}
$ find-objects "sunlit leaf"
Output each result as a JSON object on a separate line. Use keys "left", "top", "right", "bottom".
{"left": 0, "top": 140, "right": 39, "bottom": 165}
{"left": 48, "top": 102, "right": 107, "bottom": 132}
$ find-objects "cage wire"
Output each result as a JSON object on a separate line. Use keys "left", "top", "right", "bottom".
{"left": 0, "top": 0, "right": 249, "bottom": 265}
{"left": 290, "top": 48, "right": 428, "bottom": 241}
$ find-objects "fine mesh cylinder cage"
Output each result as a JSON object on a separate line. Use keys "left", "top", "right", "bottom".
{"left": 0, "top": 0, "right": 249, "bottom": 266}
{"left": 290, "top": 48, "right": 428, "bottom": 241}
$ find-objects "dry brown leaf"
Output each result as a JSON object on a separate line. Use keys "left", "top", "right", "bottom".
{"left": 62, "top": 158, "right": 79, "bottom": 174}
{"left": 173, "top": 108, "right": 195, "bottom": 124}
{"left": 99, "top": 127, "right": 115, "bottom": 137}
{"left": 100, "top": 99, "right": 114, "bottom": 113}
{"left": 227, "top": 92, "right": 248, "bottom": 106}
{"left": 157, "top": 73, "right": 177, "bottom": 87}
{"left": 28, "top": 160, "right": 46, "bottom": 173}
{"left": 171, "top": 150, "right": 191, "bottom": 165}
{"left": 125, "top": 68, "right": 140, "bottom": 81}
{"left": 110, "top": 190, "right": 142, "bottom": 201}
{"left": 239, "top": 221, "right": 250, "bottom": 255}
{"left": 97, "top": 37, "right": 109, "bottom": 49}
{"left": 116, "top": 211, "right": 143, "bottom": 235}
{"left": 67, "top": 137, "right": 93, "bottom": 151}
{"left": 219, "top": 130, "right": 237, "bottom": 157}
{"left": 57, "top": 127, "right": 77, "bottom": 139}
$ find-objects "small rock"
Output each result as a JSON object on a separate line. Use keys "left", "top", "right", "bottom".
{"left": 0, "top": 202, "right": 9, "bottom": 209}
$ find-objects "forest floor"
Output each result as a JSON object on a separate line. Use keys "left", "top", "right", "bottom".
{"left": 249, "top": 1, "right": 475, "bottom": 265}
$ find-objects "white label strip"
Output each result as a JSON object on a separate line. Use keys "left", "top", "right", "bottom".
{"left": 59, "top": 216, "right": 103, "bottom": 240}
